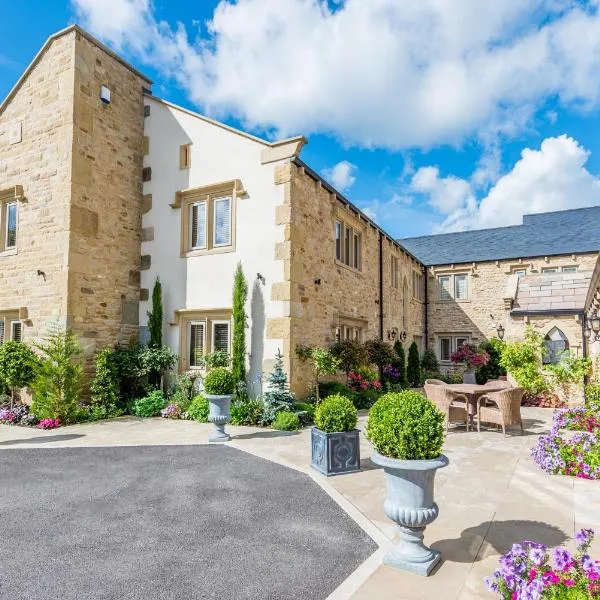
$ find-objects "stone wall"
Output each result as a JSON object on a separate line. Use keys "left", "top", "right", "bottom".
{"left": 0, "top": 31, "right": 75, "bottom": 342}
{"left": 427, "top": 253, "right": 599, "bottom": 373}
{"left": 67, "top": 32, "right": 148, "bottom": 363}
{"left": 273, "top": 162, "right": 425, "bottom": 395}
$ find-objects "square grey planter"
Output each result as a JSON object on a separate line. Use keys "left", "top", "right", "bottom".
{"left": 311, "top": 427, "right": 360, "bottom": 476}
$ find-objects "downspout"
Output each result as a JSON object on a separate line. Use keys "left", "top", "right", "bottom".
{"left": 379, "top": 232, "right": 384, "bottom": 340}
{"left": 424, "top": 267, "right": 429, "bottom": 351}
{"left": 581, "top": 309, "right": 589, "bottom": 386}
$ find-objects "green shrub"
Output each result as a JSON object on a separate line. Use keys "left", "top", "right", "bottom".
{"left": 366, "top": 391, "right": 444, "bottom": 460}
{"left": 364, "top": 339, "right": 395, "bottom": 369}
{"left": 318, "top": 381, "right": 353, "bottom": 399}
{"left": 330, "top": 340, "right": 369, "bottom": 374}
{"left": 31, "top": 326, "right": 83, "bottom": 424}
{"left": 0, "top": 341, "right": 38, "bottom": 407}
{"left": 585, "top": 384, "right": 600, "bottom": 408}
{"left": 314, "top": 394, "right": 357, "bottom": 433}
{"left": 476, "top": 339, "right": 506, "bottom": 384}
{"left": 132, "top": 390, "right": 166, "bottom": 417}
{"left": 203, "top": 367, "right": 235, "bottom": 395}
{"left": 420, "top": 349, "right": 439, "bottom": 373}
{"left": 187, "top": 395, "right": 209, "bottom": 422}
{"left": 295, "top": 402, "right": 315, "bottom": 425}
{"left": 295, "top": 345, "right": 341, "bottom": 402}
{"left": 90, "top": 348, "right": 121, "bottom": 415}
{"left": 406, "top": 342, "right": 421, "bottom": 388}
{"left": 230, "top": 399, "right": 264, "bottom": 425}
{"left": 392, "top": 341, "right": 407, "bottom": 388}
{"left": 169, "top": 372, "right": 199, "bottom": 410}
{"left": 262, "top": 350, "right": 295, "bottom": 423}
{"left": 352, "top": 388, "right": 379, "bottom": 409}
{"left": 205, "top": 350, "right": 229, "bottom": 370}
{"left": 272, "top": 411, "right": 300, "bottom": 431}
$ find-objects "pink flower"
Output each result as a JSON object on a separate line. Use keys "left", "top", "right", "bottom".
{"left": 563, "top": 579, "right": 576, "bottom": 587}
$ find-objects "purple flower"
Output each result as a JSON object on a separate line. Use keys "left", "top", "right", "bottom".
{"left": 552, "top": 547, "right": 574, "bottom": 571}
{"left": 575, "top": 528, "right": 594, "bottom": 551}
{"left": 529, "top": 547, "right": 546, "bottom": 566}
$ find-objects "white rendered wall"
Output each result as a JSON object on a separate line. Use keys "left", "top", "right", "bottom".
{"left": 140, "top": 98, "right": 286, "bottom": 395}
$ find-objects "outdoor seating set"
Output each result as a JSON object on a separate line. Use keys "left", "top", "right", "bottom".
{"left": 423, "top": 379, "right": 525, "bottom": 435}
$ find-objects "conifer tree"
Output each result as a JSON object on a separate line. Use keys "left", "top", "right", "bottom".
{"left": 393, "top": 340, "right": 407, "bottom": 388}
{"left": 262, "top": 350, "right": 295, "bottom": 424}
{"left": 232, "top": 263, "right": 248, "bottom": 388}
{"left": 407, "top": 341, "right": 421, "bottom": 388}
{"left": 147, "top": 278, "right": 163, "bottom": 348}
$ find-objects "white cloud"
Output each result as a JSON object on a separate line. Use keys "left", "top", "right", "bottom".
{"left": 71, "top": 0, "right": 600, "bottom": 149}
{"left": 409, "top": 135, "right": 600, "bottom": 232}
{"left": 323, "top": 160, "right": 356, "bottom": 192}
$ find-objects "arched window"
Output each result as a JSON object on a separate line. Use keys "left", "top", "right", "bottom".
{"left": 543, "top": 327, "right": 569, "bottom": 364}
{"left": 403, "top": 278, "right": 409, "bottom": 330}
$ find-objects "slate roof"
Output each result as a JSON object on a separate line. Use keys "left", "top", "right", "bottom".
{"left": 511, "top": 271, "right": 592, "bottom": 314}
{"left": 399, "top": 206, "right": 600, "bottom": 266}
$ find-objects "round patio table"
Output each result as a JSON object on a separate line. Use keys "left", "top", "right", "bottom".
{"left": 445, "top": 383, "right": 508, "bottom": 424}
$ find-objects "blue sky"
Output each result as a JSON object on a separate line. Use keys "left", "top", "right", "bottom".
{"left": 2, "top": 0, "right": 600, "bottom": 238}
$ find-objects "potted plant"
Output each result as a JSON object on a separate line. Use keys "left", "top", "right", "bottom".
{"left": 203, "top": 367, "right": 235, "bottom": 442}
{"left": 450, "top": 343, "right": 489, "bottom": 384}
{"left": 311, "top": 394, "right": 360, "bottom": 476}
{"left": 366, "top": 391, "right": 447, "bottom": 576}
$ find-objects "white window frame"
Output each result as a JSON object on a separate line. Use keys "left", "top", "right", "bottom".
{"left": 188, "top": 320, "right": 206, "bottom": 369}
{"left": 10, "top": 320, "right": 22, "bottom": 342}
{"left": 541, "top": 267, "right": 558, "bottom": 274}
{"left": 438, "top": 275, "right": 452, "bottom": 300}
{"left": 213, "top": 196, "right": 232, "bottom": 248}
{"left": 5, "top": 201, "right": 17, "bottom": 250}
{"left": 189, "top": 201, "right": 207, "bottom": 250}
{"left": 438, "top": 273, "right": 469, "bottom": 301}
{"left": 454, "top": 274, "right": 468, "bottom": 300}
{"left": 438, "top": 335, "right": 470, "bottom": 363}
{"left": 335, "top": 221, "right": 342, "bottom": 261}
{"left": 335, "top": 219, "right": 362, "bottom": 271}
{"left": 211, "top": 320, "right": 231, "bottom": 353}
{"left": 562, "top": 266, "right": 578, "bottom": 273}
{"left": 513, "top": 268, "right": 526, "bottom": 277}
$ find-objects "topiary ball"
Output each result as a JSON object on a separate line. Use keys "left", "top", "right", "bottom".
{"left": 366, "top": 391, "right": 444, "bottom": 460}
{"left": 203, "top": 367, "right": 235, "bottom": 395}
{"left": 314, "top": 393, "right": 358, "bottom": 433}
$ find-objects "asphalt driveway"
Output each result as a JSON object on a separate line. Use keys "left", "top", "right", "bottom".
{"left": 0, "top": 445, "right": 376, "bottom": 600}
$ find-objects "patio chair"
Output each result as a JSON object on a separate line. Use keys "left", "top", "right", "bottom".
{"left": 424, "top": 383, "right": 470, "bottom": 432}
{"left": 483, "top": 379, "right": 513, "bottom": 389}
{"left": 424, "top": 378, "right": 446, "bottom": 385}
{"left": 477, "top": 387, "right": 525, "bottom": 435}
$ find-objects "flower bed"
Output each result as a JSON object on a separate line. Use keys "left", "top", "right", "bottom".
{"left": 531, "top": 405, "right": 600, "bottom": 480}
{"left": 485, "top": 529, "right": 600, "bottom": 599}
{"left": 0, "top": 403, "right": 39, "bottom": 427}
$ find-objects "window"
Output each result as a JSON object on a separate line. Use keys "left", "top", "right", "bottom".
{"left": 438, "top": 335, "right": 470, "bottom": 362}
{"left": 542, "top": 267, "right": 558, "bottom": 274}
{"left": 454, "top": 274, "right": 468, "bottom": 300}
{"left": 335, "top": 319, "right": 366, "bottom": 343}
{"left": 543, "top": 327, "right": 568, "bottom": 364}
{"left": 0, "top": 311, "right": 21, "bottom": 344}
{"left": 212, "top": 321, "right": 230, "bottom": 353}
{"left": 438, "top": 273, "right": 468, "bottom": 301}
{"left": 179, "top": 144, "right": 192, "bottom": 169}
{"left": 391, "top": 256, "right": 399, "bottom": 289}
{"left": 178, "top": 181, "right": 238, "bottom": 256}
{"left": 412, "top": 271, "right": 424, "bottom": 301}
{"left": 1, "top": 200, "right": 18, "bottom": 252}
{"left": 513, "top": 269, "right": 526, "bottom": 277}
{"left": 190, "top": 201, "right": 207, "bottom": 249}
{"left": 403, "top": 279, "right": 409, "bottom": 329}
{"left": 213, "top": 197, "right": 232, "bottom": 247}
{"left": 334, "top": 219, "right": 362, "bottom": 270}
{"left": 562, "top": 266, "right": 578, "bottom": 273}
{"left": 188, "top": 322, "right": 205, "bottom": 368}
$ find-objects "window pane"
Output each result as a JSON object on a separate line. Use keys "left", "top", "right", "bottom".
{"left": 439, "top": 276, "right": 451, "bottom": 300}
{"left": 455, "top": 337, "right": 468, "bottom": 349}
{"left": 353, "top": 233, "right": 360, "bottom": 269}
{"left": 0, "top": 321, "right": 4, "bottom": 344}
{"left": 440, "top": 338, "right": 451, "bottom": 361}
{"left": 213, "top": 322, "right": 230, "bottom": 352}
{"left": 6, "top": 202, "right": 17, "bottom": 248}
{"left": 514, "top": 269, "right": 526, "bottom": 277}
{"left": 562, "top": 267, "right": 577, "bottom": 273}
{"left": 214, "top": 197, "right": 232, "bottom": 246}
{"left": 455, "top": 275, "right": 468, "bottom": 300}
{"left": 189, "top": 323, "right": 205, "bottom": 367}
{"left": 542, "top": 268, "right": 557, "bottom": 273}
{"left": 10, "top": 321, "right": 22, "bottom": 342}
{"left": 344, "top": 226, "right": 351, "bottom": 266}
{"left": 190, "top": 202, "right": 206, "bottom": 249}
{"left": 335, "top": 222, "right": 342, "bottom": 261}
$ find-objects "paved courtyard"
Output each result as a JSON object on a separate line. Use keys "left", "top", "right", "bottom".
{"left": 1, "top": 408, "right": 599, "bottom": 599}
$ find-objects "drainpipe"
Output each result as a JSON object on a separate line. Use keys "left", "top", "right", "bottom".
{"left": 379, "top": 232, "right": 384, "bottom": 341}
{"left": 424, "top": 267, "right": 429, "bottom": 351}
{"left": 581, "top": 309, "right": 589, "bottom": 386}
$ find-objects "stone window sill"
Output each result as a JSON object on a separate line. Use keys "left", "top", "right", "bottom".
{"left": 183, "top": 246, "right": 235, "bottom": 258}
{"left": 0, "top": 248, "right": 17, "bottom": 258}
{"left": 335, "top": 259, "right": 362, "bottom": 274}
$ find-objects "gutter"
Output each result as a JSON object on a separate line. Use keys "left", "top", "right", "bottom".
{"left": 509, "top": 308, "right": 584, "bottom": 317}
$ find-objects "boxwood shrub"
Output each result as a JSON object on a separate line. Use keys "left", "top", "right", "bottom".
{"left": 132, "top": 390, "right": 167, "bottom": 417}
{"left": 203, "top": 368, "right": 235, "bottom": 395}
{"left": 272, "top": 411, "right": 300, "bottom": 431}
{"left": 186, "top": 395, "right": 209, "bottom": 422}
{"left": 366, "top": 391, "right": 444, "bottom": 460}
{"left": 314, "top": 394, "right": 357, "bottom": 433}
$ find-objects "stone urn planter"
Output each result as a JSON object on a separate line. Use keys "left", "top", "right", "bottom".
{"left": 366, "top": 390, "right": 448, "bottom": 576}
{"left": 371, "top": 451, "right": 449, "bottom": 575}
{"left": 311, "top": 427, "right": 360, "bottom": 476}
{"left": 203, "top": 367, "right": 235, "bottom": 443}
{"left": 462, "top": 368, "right": 476, "bottom": 384}
{"left": 206, "top": 394, "right": 232, "bottom": 442}
{"left": 311, "top": 394, "right": 360, "bottom": 476}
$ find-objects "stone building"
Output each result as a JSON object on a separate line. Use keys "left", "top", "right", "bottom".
{"left": 401, "top": 208, "right": 600, "bottom": 374}
{"left": 1, "top": 24, "right": 599, "bottom": 396}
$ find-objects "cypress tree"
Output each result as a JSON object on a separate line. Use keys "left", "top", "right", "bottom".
{"left": 147, "top": 278, "right": 163, "bottom": 348}
{"left": 232, "top": 262, "right": 248, "bottom": 387}
{"left": 393, "top": 340, "right": 407, "bottom": 388}
{"left": 407, "top": 341, "right": 421, "bottom": 388}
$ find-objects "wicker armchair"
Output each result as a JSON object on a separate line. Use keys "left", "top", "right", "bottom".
{"left": 424, "top": 379, "right": 446, "bottom": 385}
{"left": 424, "top": 383, "right": 470, "bottom": 432}
{"left": 477, "top": 387, "right": 525, "bottom": 435}
{"left": 484, "top": 380, "right": 513, "bottom": 389}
